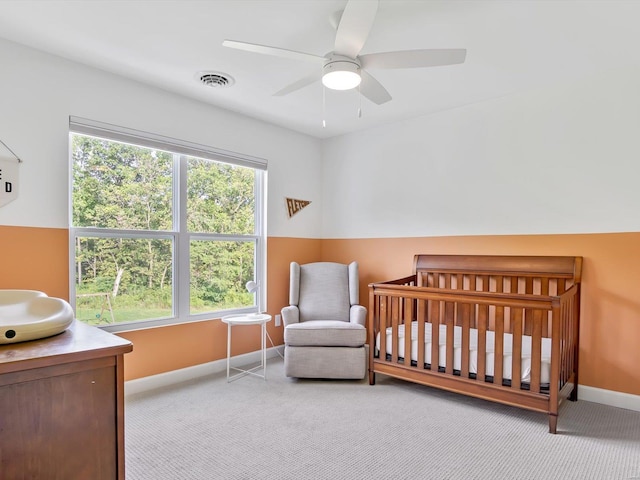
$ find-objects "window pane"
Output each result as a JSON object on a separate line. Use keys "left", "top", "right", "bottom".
{"left": 190, "top": 240, "right": 255, "bottom": 314}
{"left": 71, "top": 135, "right": 173, "bottom": 230}
{"left": 70, "top": 121, "right": 264, "bottom": 330}
{"left": 187, "top": 157, "right": 255, "bottom": 234}
{"left": 74, "top": 237, "right": 173, "bottom": 324}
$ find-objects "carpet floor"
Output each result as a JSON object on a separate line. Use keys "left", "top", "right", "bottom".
{"left": 125, "top": 358, "right": 640, "bottom": 480}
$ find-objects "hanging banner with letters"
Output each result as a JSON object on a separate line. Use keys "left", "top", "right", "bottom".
{"left": 0, "top": 157, "right": 18, "bottom": 208}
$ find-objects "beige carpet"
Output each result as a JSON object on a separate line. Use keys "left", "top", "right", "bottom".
{"left": 125, "top": 358, "right": 640, "bottom": 480}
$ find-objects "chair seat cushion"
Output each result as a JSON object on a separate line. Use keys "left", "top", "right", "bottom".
{"left": 284, "top": 320, "right": 366, "bottom": 347}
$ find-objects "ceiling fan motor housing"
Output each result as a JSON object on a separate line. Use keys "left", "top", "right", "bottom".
{"left": 322, "top": 54, "right": 362, "bottom": 90}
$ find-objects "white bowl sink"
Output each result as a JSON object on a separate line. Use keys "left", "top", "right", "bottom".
{"left": 0, "top": 290, "right": 74, "bottom": 344}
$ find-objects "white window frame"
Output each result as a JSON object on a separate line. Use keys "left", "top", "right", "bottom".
{"left": 68, "top": 117, "right": 267, "bottom": 332}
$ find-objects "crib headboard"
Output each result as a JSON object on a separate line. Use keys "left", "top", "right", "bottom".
{"left": 413, "top": 255, "right": 582, "bottom": 296}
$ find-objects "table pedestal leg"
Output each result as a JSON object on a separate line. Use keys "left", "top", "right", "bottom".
{"left": 262, "top": 322, "right": 266, "bottom": 381}
{"left": 226, "top": 322, "right": 231, "bottom": 382}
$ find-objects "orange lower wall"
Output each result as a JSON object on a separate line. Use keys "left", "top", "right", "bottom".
{"left": 0, "top": 226, "right": 69, "bottom": 300}
{"left": 2, "top": 225, "right": 639, "bottom": 397}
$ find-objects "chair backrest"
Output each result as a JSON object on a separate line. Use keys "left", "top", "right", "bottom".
{"left": 289, "top": 261, "right": 359, "bottom": 322}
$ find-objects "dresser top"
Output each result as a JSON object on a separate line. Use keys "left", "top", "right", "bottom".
{"left": 0, "top": 320, "right": 132, "bottom": 374}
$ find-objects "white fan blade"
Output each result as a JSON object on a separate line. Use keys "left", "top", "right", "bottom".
{"left": 360, "top": 49, "right": 467, "bottom": 69}
{"left": 334, "top": 0, "right": 379, "bottom": 58}
{"left": 222, "top": 40, "right": 324, "bottom": 64}
{"left": 360, "top": 70, "right": 392, "bottom": 105}
{"left": 273, "top": 75, "right": 319, "bottom": 96}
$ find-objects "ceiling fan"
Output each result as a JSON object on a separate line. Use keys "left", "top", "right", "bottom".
{"left": 222, "top": 0, "right": 466, "bottom": 105}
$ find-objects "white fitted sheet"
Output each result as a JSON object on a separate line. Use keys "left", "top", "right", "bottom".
{"left": 376, "top": 322, "right": 551, "bottom": 384}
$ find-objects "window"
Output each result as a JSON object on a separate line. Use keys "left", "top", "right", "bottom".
{"left": 69, "top": 117, "right": 266, "bottom": 331}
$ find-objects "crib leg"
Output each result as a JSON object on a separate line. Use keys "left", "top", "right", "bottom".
{"left": 548, "top": 414, "right": 558, "bottom": 434}
{"left": 569, "top": 384, "right": 578, "bottom": 401}
{"left": 369, "top": 370, "right": 376, "bottom": 385}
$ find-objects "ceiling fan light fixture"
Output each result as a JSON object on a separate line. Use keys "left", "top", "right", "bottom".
{"left": 322, "top": 60, "right": 361, "bottom": 90}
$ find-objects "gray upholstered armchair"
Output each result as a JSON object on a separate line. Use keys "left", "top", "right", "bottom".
{"left": 282, "top": 261, "right": 367, "bottom": 379}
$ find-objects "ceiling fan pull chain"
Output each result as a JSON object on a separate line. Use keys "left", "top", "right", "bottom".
{"left": 358, "top": 82, "right": 362, "bottom": 119}
{"left": 322, "top": 83, "right": 326, "bottom": 128}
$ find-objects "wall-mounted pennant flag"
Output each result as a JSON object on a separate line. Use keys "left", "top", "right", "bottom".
{"left": 0, "top": 140, "right": 20, "bottom": 208}
{"left": 0, "top": 158, "right": 19, "bottom": 208}
{"left": 286, "top": 197, "right": 311, "bottom": 218}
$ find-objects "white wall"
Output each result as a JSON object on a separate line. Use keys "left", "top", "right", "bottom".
{"left": 5, "top": 35, "right": 640, "bottom": 242}
{"left": 0, "top": 38, "right": 322, "bottom": 238}
{"left": 321, "top": 66, "right": 640, "bottom": 239}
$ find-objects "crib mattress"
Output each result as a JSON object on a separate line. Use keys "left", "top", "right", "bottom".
{"left": 375, "top": 322, "right": 551, "bottom": 384}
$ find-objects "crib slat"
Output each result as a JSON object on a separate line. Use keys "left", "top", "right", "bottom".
{"left": 510, "top": 276, "right": 518, "bottom": 294}
{"left": 417, "top": 299, "right": 426, "bottom": 369}
{"left": 403, "top": 297, "right": 412, "bottom": 367}
{"left": 480, "top": 275, "right": 489, "bottom": 293}
{"left": 391, "top": 297, "right": 399, "bottom": 364}
{"left": 549, "top": 303, "right": 562, "bottom": 431}
{"left": 477, "top": 304, "right": 488, "bottom": 382}
{"left": 444, "top": 273, "right": 456, "bottom": 375}
{"left": 525, "top": 277, "right": 533, "bottom": 294}
{"left": 455, "top": 299, "right": 463, "bottom": 327}
{"left": 540, "top": 277, "right": 549, "bottom": 295}
{"left": 573, "top": 293, "right": 580, "bottom": 386}
{"left": 563, "top": 297, "right": 572, "bottom": 384}
{"left": 531, "top": 309, "right": 543, "bottom": 393}
{"left": 461, "top": 303, "right": 470, "bottom": 378}
{"left": 430, "top": 300, "right": 440, "bottom": 371}
{"left": 512, "top": 307, "right": 523, "bottom": 390}
{"left": 559, "top": 300, "right": 565, "bottom": 386}
{"left": 523, "top": 308, "right": 533, "bottom": 336}
{"left": 569, "top": 296, "right": 575, "bottom": 380}
{"left": 494, "top": 306, "right": 504, "bottom": 385}
{"left": 468, "top": 275, "right": 477, "bottom": 330}
{"left": 445, "top": 302, "right": 455, "bottom": 375}
{"left": 567, "top": 297, "right": 573, "bottom": 381}
{"left": 557, "top": 278, "right": 566, "bottom": 295}
{"left": 508, "top": 277, "right": 518, "bottom": 334}
{"left": 379, "top": 296, "right": 388, "bottom": 361}
{"left": 573, "top": 289, "right": 581, "bottom": 400}
{"left": 541, "top": 279, "right": 550, "bottom": 337}
{"left": 569, "top": 295, "right": 576, "bottom": 378}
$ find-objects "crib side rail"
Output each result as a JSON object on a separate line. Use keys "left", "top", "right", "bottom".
{"left": 372, "top": 283, "right": 555, "bottom": 309}
{"left": 368, "top": 283, "right": 561, "bottom": 399}
{"left": 553, "top": 284, "right": 581, "bottom": 399}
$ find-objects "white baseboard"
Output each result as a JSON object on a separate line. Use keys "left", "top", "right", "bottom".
{"left": 578, "top": 384, "right": 640, "bottom": 412}
{"left": 125, "top": 346, "right": 284, "bottom": 397}
{"left": 126, "top": 356, "right": 640, "bottom": 413}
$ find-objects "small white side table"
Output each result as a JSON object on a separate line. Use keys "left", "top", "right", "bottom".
{"left": 221, "top": 313, "right": 272, "bottom": 382}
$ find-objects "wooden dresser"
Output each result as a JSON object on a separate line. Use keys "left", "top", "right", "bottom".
{"left": 0, "top": 321, "right": 133, "bottom": 479}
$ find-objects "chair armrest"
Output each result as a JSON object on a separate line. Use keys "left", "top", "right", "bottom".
{"left": 350, "top": 305, "right": 367, "bottom": 327}
{"left": 281, "top": 306, "right": 300, "bottom": 327}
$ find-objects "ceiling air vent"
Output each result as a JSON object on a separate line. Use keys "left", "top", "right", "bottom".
{"left": 197, "top": 71, "right": 235, "bottom": 88}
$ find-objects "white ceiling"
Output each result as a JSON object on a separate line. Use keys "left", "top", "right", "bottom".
{"left": 1, "top": 0, "right": 639, "bottom": 139}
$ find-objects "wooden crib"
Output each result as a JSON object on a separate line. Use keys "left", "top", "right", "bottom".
{"left": 368, "top": 255, "right": 582, "bottom": 433}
